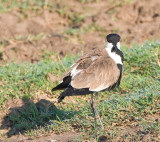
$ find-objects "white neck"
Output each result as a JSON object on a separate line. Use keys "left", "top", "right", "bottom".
{"left": 105, "top": 42, "right": 122, "bottom": 65}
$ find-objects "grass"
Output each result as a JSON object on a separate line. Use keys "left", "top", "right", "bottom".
{"left": 0, "top": 0, "right": 53, "bottom": 13}
{"left": 0, "top": 40, "right": 160, "bottom": 141}
{"left": 0, "top": 54, "right": 77, "bottom": 105}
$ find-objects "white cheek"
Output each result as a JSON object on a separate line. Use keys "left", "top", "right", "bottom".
{"left": 106, "top": 42, "right": 113, "bottom": 49}
{"left": 117, "top": 42, "right": 120, "bottom": 49}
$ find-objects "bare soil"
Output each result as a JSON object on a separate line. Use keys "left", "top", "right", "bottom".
{"left": 0, "top": 0, "right": 160, "bottom": 141}
{"left": 1, "top": 95, "right": 159, "bottom": 142}
{"left": 5, "top": 132, "right": 79, "bottom": 142}
{"left": 0, "top": 0, "right": 160, "bottom": 63}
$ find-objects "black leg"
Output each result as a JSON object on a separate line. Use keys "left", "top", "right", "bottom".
{"left": 94, "top": 92, "right": 104, "bottom": 129}
{"left": 90, "top": 93, "right": 97, "bottom": 129}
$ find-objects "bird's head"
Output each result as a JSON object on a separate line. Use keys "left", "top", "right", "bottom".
{"left": 106, "top": 33, "right": 121, "bottom": 51}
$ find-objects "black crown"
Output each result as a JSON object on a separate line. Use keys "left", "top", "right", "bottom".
{"left": 106, "top": 33, "right": 120, "bottom": 44}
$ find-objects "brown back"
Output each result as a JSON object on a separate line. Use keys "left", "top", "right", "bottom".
{"left": 62, "top": 48, "right": 120, "bottom": 91}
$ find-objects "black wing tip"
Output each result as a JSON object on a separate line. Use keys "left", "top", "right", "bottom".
{"left": 51, "top": 85, "right": 65, "bottom": 92}
{"left": 57, "top": 96, "right": 65, "bottom": 103}
{"left": 51, "top": 87, "right": 57, "bottom": 92}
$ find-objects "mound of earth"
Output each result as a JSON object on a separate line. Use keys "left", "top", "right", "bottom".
{"left": 0, "top": 0, "right": 160, "bottom": 63}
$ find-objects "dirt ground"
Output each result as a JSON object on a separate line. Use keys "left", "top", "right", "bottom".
{"left": 0, "top": 0, "right": 160, "bottom": 63}
{"left": 0, "top": 0, "right": 160, "bottom": 141}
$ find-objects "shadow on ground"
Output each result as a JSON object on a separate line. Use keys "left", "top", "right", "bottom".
{"left": 1, "top": 97, "right": 77, "bottom": 137}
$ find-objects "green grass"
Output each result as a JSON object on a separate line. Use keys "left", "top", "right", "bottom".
{"left": 0, "top": 54, "right": 77, "bottom": 105}
{"left": 0, "top": 41, "right": 160, "bottom": 141}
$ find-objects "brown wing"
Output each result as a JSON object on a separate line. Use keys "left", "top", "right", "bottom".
{"left": 61, "top": 48, "right": 103, "bottom": 79}
{"left": 52, "top": 49, "right": 102, "bottom": 91}
{"left": 71, "top": 56, "right": 120, "bottom": 91}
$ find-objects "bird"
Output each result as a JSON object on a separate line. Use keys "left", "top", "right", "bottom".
{"left": 52, "top": 33, "right": 124, "bottom": 129}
